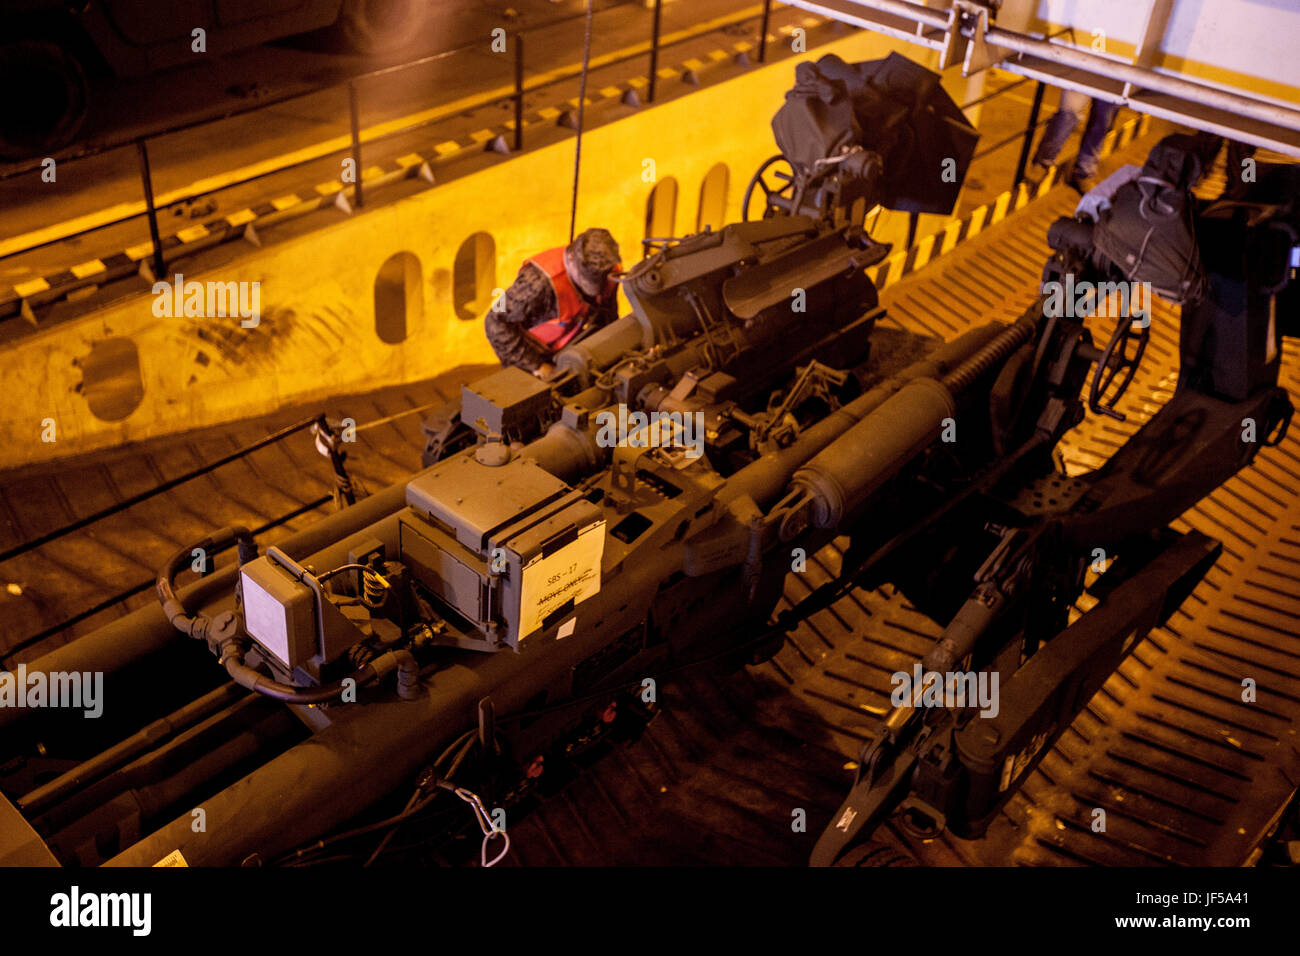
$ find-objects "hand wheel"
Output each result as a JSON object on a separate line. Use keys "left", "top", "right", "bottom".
{"left": 742, "top": 154, "right": 797, "bottom": 221}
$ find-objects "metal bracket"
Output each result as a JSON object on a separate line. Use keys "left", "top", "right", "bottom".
{"left": 937, "top": 1, "right": 969, "bottom": 71}
{"left": 959, "top": 2, "right": 1011, "bottom": 76}
{"left": 939, "top": 1, "right": 1009, "bottom": 75}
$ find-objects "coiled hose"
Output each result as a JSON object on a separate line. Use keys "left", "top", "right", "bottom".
{"left": 156, "top": 526, "right": 419, "bottom": 704}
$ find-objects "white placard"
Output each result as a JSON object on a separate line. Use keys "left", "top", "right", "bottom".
{"left": 518, "top": 521, "right": 605, "bottom": 639}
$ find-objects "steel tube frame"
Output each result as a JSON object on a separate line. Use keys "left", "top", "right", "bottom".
{"left": 786, "top": 0, "right": 1300, "bottom": 138}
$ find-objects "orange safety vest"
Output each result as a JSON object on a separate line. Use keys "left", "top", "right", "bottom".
{"left": 523, "top": 246, "right": 618, "bottom": 353}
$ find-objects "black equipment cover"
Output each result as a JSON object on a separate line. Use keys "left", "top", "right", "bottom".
{"left": 1093, "top": 133, "right": 1209, "bottom": 303}
{"left": 771, "top": 52, "right": 978, "bottom": 215}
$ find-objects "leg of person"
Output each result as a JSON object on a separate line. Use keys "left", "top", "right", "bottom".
{"left": 1188, "top": 131, "right": 1225, "bottom": 175}
{"left": 1031, "top": 88, "right": 1090, "bottom": 169}
{"left": 1070, "top": 100, "right": 1121, "bottom": 189}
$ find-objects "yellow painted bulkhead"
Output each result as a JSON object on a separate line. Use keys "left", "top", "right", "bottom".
{"left": 3, "top": 28, "right": 950, "bottom": 468}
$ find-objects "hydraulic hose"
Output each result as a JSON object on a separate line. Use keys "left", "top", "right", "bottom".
{"left": 156, "top": 525, "right": 257, "bottom": 642}
{"left": 158, "top": 525, "right": 421, "bottom": 705}
{"left": 219, "top": 641, "right": 419, "bottom": 705}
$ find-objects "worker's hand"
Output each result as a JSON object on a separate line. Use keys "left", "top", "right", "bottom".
{"left": 533, "top": 362, "right": 557, "bottom": 380}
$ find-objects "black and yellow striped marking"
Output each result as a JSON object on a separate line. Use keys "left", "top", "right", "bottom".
{"left": 2, "top": 17, "right": 1146, "bottom": 324}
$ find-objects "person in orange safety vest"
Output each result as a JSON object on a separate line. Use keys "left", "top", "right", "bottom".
{"left": 483, "top": 227, "right": 621, "bottom": 378}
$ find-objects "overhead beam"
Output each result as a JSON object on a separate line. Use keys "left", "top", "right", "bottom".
{"left": 784, "top": 0, "right": 1300, "bottom": 157}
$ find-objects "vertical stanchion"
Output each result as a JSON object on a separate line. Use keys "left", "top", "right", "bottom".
{"left": 514, "top": 32, "right": 525, "bottom": 152}
{"left": 759, "top": 0, "right": 772, "bottom": 63}
{"left": 348, "top": 80, "right": 364, "bottom": 208}
{"left": 135, "top": 140, "right": 166, "bottom": 280}
{"left": 1012, "top": 80, "right": 1047, "bottom": 189}
{"left": 648, "top": 0, "right": 663, "bottom": 103}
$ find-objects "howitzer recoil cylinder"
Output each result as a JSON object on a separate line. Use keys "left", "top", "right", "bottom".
{"left": 788, "top": 377, "right": 957, "bottom": 532}
{"left": 722, "top": 322, "right": 1005, "bottom": 510}
{"left": 782, "top": 317, "right": 1038, "bottom": 533}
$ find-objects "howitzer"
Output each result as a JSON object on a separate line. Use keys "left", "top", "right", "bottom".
{"left": 1, "top": 87, "right": 1294, "bottom": 870}
{"left": 0, "top": 210, "right": 1059, "bottom": 866}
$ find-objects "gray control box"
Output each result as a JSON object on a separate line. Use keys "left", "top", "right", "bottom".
{"left": 400, "top": 454, "right": 605, "bottom": 650}
{"left": 460, "top": 366, "right": 553, "bottom": 441}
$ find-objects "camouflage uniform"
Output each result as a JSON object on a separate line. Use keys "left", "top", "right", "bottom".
{"left": 484, "top": 263, "right": 564, "bottom": 372}
{"left": 484, "top": 228, "right": 620, "bottom": 372}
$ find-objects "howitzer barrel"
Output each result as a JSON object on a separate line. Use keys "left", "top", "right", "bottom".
{"left": 555, "top": 314, "right": 645, "bottom": 381}
{"left": 520, "top": 418, "right": 605, "bottom": 484}
{"left": 792, "top": 377, "right": 956, "bottom": 529}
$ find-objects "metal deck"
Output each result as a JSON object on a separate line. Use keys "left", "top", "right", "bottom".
{"left": 0, "top": 366, "right": 493, "bottom": 664}
{"left": 2, "top": 131, "right": 1297, "bottom": 866}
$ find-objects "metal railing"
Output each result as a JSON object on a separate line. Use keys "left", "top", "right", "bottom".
{"left": 1, "top": 496, "right": 330, "bottom": 664}
{"left": 2, "top": 4, "right": 1105, "bottom": 323}
{"left": 0, "top": 1, "right": 781, "bottom": 292}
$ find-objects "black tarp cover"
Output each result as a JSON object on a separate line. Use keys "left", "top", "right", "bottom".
{"left": 772, "top": 52, "right": 979, "bottom": 214}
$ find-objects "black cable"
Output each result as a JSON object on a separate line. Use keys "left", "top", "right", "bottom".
{"left": 363, "top": 734, "right": 482, "bottom": 866}
{"left": 287, "top": 778, "right": 488, "bottom": 868}
{"left": 432, "top": 729, "right": 476, "bottom": 770}
{"left": 443, "top": 736, "right": 479, "bottom": 782}
{"left": 293, "top": 732, "right": 479, "bottom": 867}
{"left": 276, "top": 792, "right": 439, "bottom": 866}
{"left": 569, "top": 0, "right": 595, "bottom": 243}
{"left": 364, "top": 787, "right": 424, "bottom": 867}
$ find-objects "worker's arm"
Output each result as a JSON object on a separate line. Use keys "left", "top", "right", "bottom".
{"left": 484, "top": 263, "right": 557, "bottom": 373}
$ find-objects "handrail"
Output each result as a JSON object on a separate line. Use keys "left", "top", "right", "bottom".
{"left": 0, "top": 2, "right": 768, "bottom": 267}
{"left": 0, "top": 18, "right": 543, "bottom": 183}
{"left": 1, "top": 6, "right": 1075, "bottom": 320}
